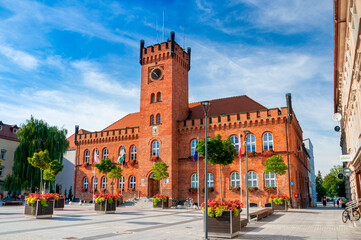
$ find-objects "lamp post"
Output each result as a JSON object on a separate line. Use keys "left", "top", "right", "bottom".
{"left": 243, "top": 130, "right": 251, "bottom": 223}
{"left": 201, "top": 100, "right": 211, "bottom": 240}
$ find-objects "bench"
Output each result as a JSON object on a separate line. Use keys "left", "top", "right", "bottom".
{"left": 250, "top": 208, "right": 273, "bottom": 221}
{"left": 2, "top": 201, "right": 23, "bottom": 206}
{"left": 241, "top": 218, "right": 248, "bottom": 228}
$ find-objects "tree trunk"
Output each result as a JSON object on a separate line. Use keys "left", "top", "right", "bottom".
{"left": 40, "top": 169, "right": 43, "bottom": 194}
{"left": 160, "top": 180, "right": 162, "bottom": 195}
{"left": 276, "top": 174, "right": 279, "bottom": 195}
{"left": 219, "top": 165, "right": 222, "bottom": 201}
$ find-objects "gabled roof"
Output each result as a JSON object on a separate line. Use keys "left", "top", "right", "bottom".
{"left": 102, "top": 112, "right": 140, "bottom": 131}
{"left": 0, "top": 122, "right": 19, "bottom": 142}
{"left": 187, "top": 95, "right": 267, "bottom": 120}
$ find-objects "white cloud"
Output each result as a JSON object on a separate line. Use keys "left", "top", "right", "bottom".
{"left": 0, "top": 45, "right": 40, "bottom": 70}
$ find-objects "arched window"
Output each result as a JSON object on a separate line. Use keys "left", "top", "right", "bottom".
{"left": 93, "top": 176, "right": 98, "bottom": 190}
{"left": 94, "top": 148, "right": 99, "bottom": 161}
{"left": 265, "top": 172, "right": 276, "bottom": 187}
{"left": 156, "top": 114, "right": 161, "bottom": 124}
{"left": 151, "top": 93, "right": 155, "bottom": 103}
{"left": 246, "top": 134, "right": 256, "bottom": 152}
{"left": 191, "top": 173, "right": 198, "bottom": 188}
{"left": 83, "top": 177, "right": 88, "bottom": 189}
{"left": 130, "top": 145, "right": 137, "bottom": 160}
{"left": 230, "top": 135, "right": 239, "bottom": 152}
{"left": 103, "top": 148, "right": 109, "bottom": 159}
{"left": 157, "top": 92, "right": 161, "bottom": 102}
{"left": 230, "top": 172, "right": 240, "bottom": 187}
{"left": 152, "top": 141, "right": 159, "bottom": 156}
{"left": 263, "top": 132, "right": 273, "bottom": 150}
{"left": 248, "top": 171, "right": 257, "bottom": 187}
{"left": 191, "top": 139, "right": 197, "bottom": 156}
{"left": 150, "top": 115, "right": 155, "bottom": 125}
{"left": 84, "top": 150, "right": 90, "bottom": 163}
{"left": 119, "top": 176, "right": 125, "bottom": 189}
{"left": 129, "top": 175, "right": 136, "bottom": 189}
{"left": 102, "top": 176, "right": 107, "bottom": 189}
{"left": 208, "top": 173, "right": 214, "bottom": 187}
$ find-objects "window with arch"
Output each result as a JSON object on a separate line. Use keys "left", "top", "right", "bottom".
{"left": 150, "top": 115, "right": 155, "bottom": 125}
{"left": 83, "top": 177, "right": 88, "bottom": 189}
{"left": 248, "top": 171, "right": 257, "bottom": 187}
{"left": 119, "top": 176, "right": 125, "bottom": 189}
{"left": 157, "top": 92, "right": 161, "bottom": 102}
{"left": 156, "top": 114, "right": 161, "bottom": 124}
{"left": 246, "top": 134, "right": 256, "bottom": 152}
{"left": 84, "top": 150, "right": 90, "bottom": 163}
{"left": 93, "top": 176, "right": 98, "bottom": 190}
{"left": 265, "top": 172, "right": 275, "bottom": 187}
{"left": 151, "top": 93, "right": 155, "bottom": 103}
{"left": 230, "top": 135, "right": 239, "bottom": 152}
{"left": 230, "top": 172, "right": 240, "bottom": 187}
{"left": 191, "top": 139, "right": 197, "bottom": 156}
{"left": 152, "top": 141, "right": 159, "bottom": 156}
{"left": 94, "top": 148, "right": 99, "bottom": 161}
{"left": 129, "top": 175, "right": 136, "bottom": 189}
{"left": 263, "top": 132, "right": 273, "bottom": 150}
{"left": 130, "top": 145, "right": 137, "bottom": 160}
{"left": 191, "top": 173, "right": 199, "bottom": 188}
{"left": 102, "top": 176, "right": 107, "bottom": 189}
{"left": 103, "top": 148, "right": 109, "bottom": 159}
{"left": 208, "top": 173, "right": 214, "bottom": 187}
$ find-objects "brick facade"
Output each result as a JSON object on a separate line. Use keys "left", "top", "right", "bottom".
{"left": 72, "top": 33, "right": 311, "bottom": 207}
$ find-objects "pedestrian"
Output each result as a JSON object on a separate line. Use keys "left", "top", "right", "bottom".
{"left": 333, "top": 199, "right": 335, "bottom": 207}
{"left": 322, "top": 195, "right": 327, "bottom": 209}
{"left": 337, "top": 199, "right": 340, "bottom": 208}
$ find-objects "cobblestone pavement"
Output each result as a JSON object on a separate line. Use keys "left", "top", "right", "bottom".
{"left": 0, "top": 203, "right": 360, "bottom": 239}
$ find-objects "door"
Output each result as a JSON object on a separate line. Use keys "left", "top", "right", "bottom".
{"left": 149, "top": 177, "right": 160, "bottom": 197}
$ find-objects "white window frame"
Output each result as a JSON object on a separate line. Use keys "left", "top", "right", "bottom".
{"left": 94, "top": 148, "right": 99, "bottom": 160}
{"left": 152, "top": 141, "right": 159, "bottom": 156}
{"left": 119, "top": 176, "right": 125, "bottom": 189}
{"left": 248, "top": 171, "right": 257, "bottom": 187}
{"left": 83, "top": 177, "right": 88, "bottom": 189}
{"left": 246, "top": 134, "right": 256, "bottom": 152}
{"left": 230, "top": 171, "right": 240, "bottom": 187}
{"left": 102, "top": 177, "right": 107, "bottom": 189}
{"left": 0, "top": 149, "right": 6, "bottom": 160}
{"left": 103, "top": 148, "right": 109, "bottom": 159}
{"left": 263, "top": 132, "right": 273, "bottom": 150}
{"left": 230, "top": 135, "right": 239, "bottom": 152}
{"left": 265, "top": 172, "right": 276, "bottom": 187}
{"left": 208, "top": 173, "right": 214, "bottom": 187}
{"left": 191, "top": 173, "right": 199, "bottom": 188}
{"left": 129, "top": 176, "right": 136, "bottom": 189}
{"left": 93, "top": 177, "right": 98, "bottom": 190}
{"left": 84, "top": 150, "right": 89, "bottom": 163}
{"left": 131, "top": 146, "right": 137, "bottom": 160}
{"left": 0, "top": 167, "right": 4, "bottom": 177}
{"left": 191, "top": 139, "right": 197, "bottom": 156}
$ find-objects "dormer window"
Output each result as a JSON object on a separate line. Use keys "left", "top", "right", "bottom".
{"left": 13, "top": 128, "right": 18, "bottom": 134}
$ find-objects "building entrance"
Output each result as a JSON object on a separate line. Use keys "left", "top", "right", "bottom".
{"left": 148, "top": 173, "right": 160, "bottom": 197}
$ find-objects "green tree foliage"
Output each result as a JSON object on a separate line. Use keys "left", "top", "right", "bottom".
{"left": 316, "top": 171, "right": 326, "bottom": 201}
{"left": 322, "top": 174, "right": 339, "bottom": 197}
{"left": 95, "top": 158, "right": 114, "bottom": 174}
{"left": 108, "top": 165, "right": 122, "bottom": 180}
{"left": 3, "top": 116, "right": 68, "bottom": 192}
{"left": 28, "top": 150, "right": 51, "bottom": 170}
{"left": 197, "top": 134, "right": 237, "bottom": 200}
{"left": 43, "top": 160, "right": 64, "bottom": 181}
{"left": 264, "top": 155, "right": 288, "bottom": 175}
{"left": 152, "top": 162, "right": 169, "bottom": 194}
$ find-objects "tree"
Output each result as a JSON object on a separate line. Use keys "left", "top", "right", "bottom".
{"left": 28, "top": 150, "right": 52, "bottom": 193}
{"left": 316, "top": 171, "right": 326, "bottom": 201}
{"left": 95, "top": 158, "right": 115, "bottom": 193}
{"left": 329, "top": 165, "right": 346, "bottom": 197}
{"left": 264, "top": 155, "right": 288, "bottom": 195}
{"left": 322, "top": 174, "right": 339, "bottom": 197}
{"left": 197, "top": 134, "right": 237, "bottom": 200}
{"left": 108, "top": 166, "right": 122, "bottom": 194}
{"left": 151, "top": 162, "right": 169, "bottom": 195}
{"left": 3, "top": 116, "right": 68, "bottom": 192}
{"left": 43, "top": 159, "right": 64, "bottom": 192}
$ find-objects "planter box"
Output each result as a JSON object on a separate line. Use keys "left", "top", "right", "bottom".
{"left": 24, "top": 200, "right": 54, "bottom": 219}
{"left": 271, "top": 201, "right": 288, "bottom": 211}
{"left": 208, "top": 210, "right": 241, "bottom": 239}
{"left": 95, "top": 199, "right": 116, "bottom": 214}
{"left": 54, "top": 198, "right": 65, "bottom": 210}
{"left": 153, "top": 199, "right": 169, "bottom": 209}
{"left": 117, "top": 197, "right": 123, "bottom": 207}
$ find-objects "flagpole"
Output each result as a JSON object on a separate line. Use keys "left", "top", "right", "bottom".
{"left": 239, "top": 133, "right": 242, "bottom": 204}
{"left": 93, "top": 166, "right": 95, "bottom": 204}
{"left": 197, "top": 137, "right": 199, "bottom": 209}
{"left": 121, "top": 161, "right": 123, "bottom": 195}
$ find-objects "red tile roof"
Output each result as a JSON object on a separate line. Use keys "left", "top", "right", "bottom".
{"left": 0, "top": 122, "right": 19, "bottom": 142}
{"left": 187, "top": 95, "right": 267, "bottom": 119}
{"left": 102, "top": 112, "right": 140, "bottom": 131}
{"left": 67, "top": 129, "right": 90, "bottom": 150}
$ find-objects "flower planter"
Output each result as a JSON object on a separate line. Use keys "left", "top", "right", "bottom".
{"left": 208, "top": 210, "right": 241, "bottom": 239}
{"left": 54, "top": 198, "right": 65, "bottom": 210}
{"left": 153, "top": 199, "right": 169, "bottom": 209}
{"left": 117, "top": 196, "right": 123, "bottom": 206}
{"left": 95, "top": 199, "right": 116, "bottom": 214}
{"left": 271, "top": 201, "right": 287, "bottom": 211}
{"left": 24, "top": 200, "right": 54, "bottom": 219}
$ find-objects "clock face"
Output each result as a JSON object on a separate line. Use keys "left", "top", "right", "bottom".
{"left": 151, "top": 68, "right": 162, "bottom": 80}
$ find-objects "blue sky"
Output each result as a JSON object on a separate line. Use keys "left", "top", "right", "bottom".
{"left": 0, "top": 0, "right": 338, "bottom": 175}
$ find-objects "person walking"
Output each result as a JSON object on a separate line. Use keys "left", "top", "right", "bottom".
{"left": 333, "top": 199, "right": 335, "bottom": 207}
{"left": 337, "top": 199, "right": 340, "bottom": 208}
{"left": 322, "top": 195, "right": 327, "bottom": 209}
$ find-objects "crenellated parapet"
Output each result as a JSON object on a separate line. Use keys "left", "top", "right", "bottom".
{"left": 178, "top": 107, "right": 289, "bottom": 133}
{"left": 77, "top": 127, "right": 139, "bottom": 145}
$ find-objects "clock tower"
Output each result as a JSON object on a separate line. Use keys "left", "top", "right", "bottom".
{"left": 138, "top": 32, "right": 191, "bottom": 198}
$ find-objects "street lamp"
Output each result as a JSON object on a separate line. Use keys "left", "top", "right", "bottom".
{"left": 201, "top": 100, "right": 211, "bottom": 240}
{"left": 243, "top": 130, "right": 251, "bottom": 223}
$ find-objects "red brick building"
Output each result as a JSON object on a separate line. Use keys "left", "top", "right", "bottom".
{"left": 73, "top": 32, "right": 311, "bottom": 207}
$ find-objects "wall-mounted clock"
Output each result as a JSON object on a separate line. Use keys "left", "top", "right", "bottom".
{"left": 151, "top": 68, "right": 162, "bottom": 80}
{"left": 148, "top": 65, "right": 164, "bottom": 83}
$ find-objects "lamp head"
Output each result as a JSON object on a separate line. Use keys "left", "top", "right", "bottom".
{"left": 200, "top": 100, "right": 211, "bottom": 113}
{"left": 243, "top": 130, "right": 251, "bottom": 134}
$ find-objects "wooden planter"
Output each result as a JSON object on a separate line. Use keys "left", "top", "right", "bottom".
{"left": 24, "top": 200, "right": 54, "bottom": 219}
{"left": 271, "top": 201, "right": 288, "bottom": 211}
{"left": 208, "top": 210, "right": 241, "bottom": 239}
{"left": 153, "top": 199, "right": 169, "bottom": 209}
{"left": 95, "top": 199, "right": 116, "bottom": 214}
{"left": 54, "top": 198, "right": 65, "bottom": 210}
{"left": 117, "top": 197, "right": 123, "bottom": 206}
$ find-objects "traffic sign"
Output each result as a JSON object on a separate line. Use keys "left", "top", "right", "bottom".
{"left": 343, "top": 168, "right": 352, "bottom": 177}
{"left": 338, "top": 173, "right": 344, "bottom": 179}
{"left": 290, "top": 181, "right": 294, "bottom": 186}
{"left": 294, "top": 193, "right": 299, "bottom": 198}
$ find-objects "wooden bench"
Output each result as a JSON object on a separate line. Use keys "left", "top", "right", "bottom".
{"left": 2, "top": 201, "right": 23, "bottom": 206}
{"left": 241, "top": 218, "right": 248, "bottom": 228}
{"left": 250, "top": 208, "right": 274, "bottom": 221}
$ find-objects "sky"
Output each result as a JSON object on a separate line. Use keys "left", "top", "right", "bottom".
{"left": 0, "top": 0, "right": 339, "bottom": 175}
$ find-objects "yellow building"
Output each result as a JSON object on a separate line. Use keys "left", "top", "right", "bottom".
{"left": 0, "top": 121, "right": 19, "bottom": 196}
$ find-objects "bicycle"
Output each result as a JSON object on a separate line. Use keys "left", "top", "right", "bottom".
{"left": 342, "top": 207, "right": 361, "bottom": 223}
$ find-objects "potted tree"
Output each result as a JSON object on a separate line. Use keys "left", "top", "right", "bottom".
{"left": 107, "top": 166, "right": 122, "bottom": 206}
{"left": 151, "top": 162, "right": 169, "bottom": 208}
{"left": 269, "top": 194, "right": 290, "bottom": 211}
{"left": 264, "top": 155, "right": 288, "bottom": 196}
{"left": 24, "top": 193, "right": 54, "bottom": 219}
{"left": 94, "top": 193, "right": 119, "bottom": 214}
{"left": 197, "top": 134, "right": 237, "bottom": 200}
{"left": 43, "top": 159, "right": 64, "bottom": 209}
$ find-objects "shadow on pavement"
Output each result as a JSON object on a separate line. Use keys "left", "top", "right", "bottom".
{"left": 236, "top": 233, "right": 306, "bottom": 239}
{"left": 126, "top": 221, "right": 163, "bottom": 225}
